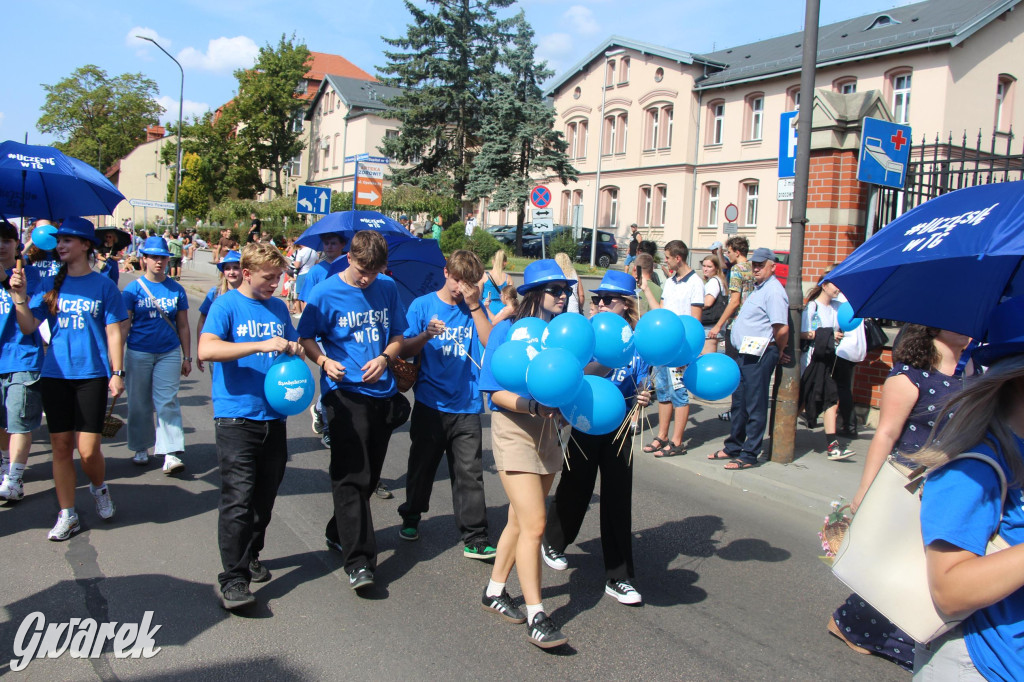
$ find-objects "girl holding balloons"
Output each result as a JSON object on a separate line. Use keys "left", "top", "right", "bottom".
{"left": 542, "top": 271, "right": 651, "bottom": 605}
{"left": 477, "top": 259, "right": 573, "bottom": 648}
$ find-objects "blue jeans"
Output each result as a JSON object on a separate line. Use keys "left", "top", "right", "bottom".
{"left": 724, "top": 345, "right": 779, "bottom": 464}
{"left": 624, "top": 254, "right": 636, "bottom": 269}
{"left": 653, "top": 365, "right": 689, "bottom": 407}
{"left": 126, "top": 347, "right": 184, "bottom": 454}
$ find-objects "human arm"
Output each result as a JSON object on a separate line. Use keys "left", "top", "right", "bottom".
{"left": 772, "top": 322, "right": 790, "bottom": 364}
{"left": 196, "top": 313, "right": 208, "bottom": 371}
{"left": 850, "top": 373, "right": 918, "bottom": 512}
{"left": 639, "top": 276, "right": 661, "bottom": 310}
{"left": 710, "top": 292, "right": 740, "bottom": 337}
{"left": 489, "top": 390, "right": 560, "bottom": 419}
{"left": 8, "top": 262, "right": 42, "bottom": 336}
{"left": 400, "top": 317, "right": 446, "bottom": 357}
{"left": 106, "top": 321, "right": 125, "bottom": 398}
{"left": 460, "top": 280, "right": 493, "bottom": 346}
{"left": 176, "top": 309, "right": 192, "bottom": 377}
{"left": 198, "top": 332, "right": 300, "bottom": 362}
{"left": 361, "top": 334, "right": 404, "bottom": 383}
{"left": 299, "top": 337, "right": 346, "bottom": 382}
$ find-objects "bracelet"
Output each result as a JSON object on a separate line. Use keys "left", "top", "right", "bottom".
{"left": 468, "top": 305, "right": 481, "bottom": 312}
{"left": 184, "top": 357, "right": 193, "bottom": 362}
{"left": 13, "top": 297, "right": 27, "bottom": 306}
{"left": 317, "top": 355, "right": 327, "bottom": 368}
{"left": 379, "top": 352, "right": 390, "bottom": 363}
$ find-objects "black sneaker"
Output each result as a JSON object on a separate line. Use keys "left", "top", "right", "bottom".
{"left": 464, "top": 540, "right": 497, "bottom": 560}
{"left": 249, "top": 557, "right": 271, "bottom": 583}
{"left": 220, "top": 580, "right": 256, "bottom": 611}
{"left": 526, "top": 612, "right": 568, "bottom": 649}
{"left": 348, "top": 567, "right": 374, "bottom": 591}
{"left": 605, "top": 578, "right": 642, "bottom": 605}
{"left": 375, "top": 481, "right": 393, "bottom": 499}
{"left": 481, "top": 588, "right": 526, "bottom": 623}
{"left": 399, "top": 518, "right": 419, "bottom": 541}
{"left": 541, "top": 543, "right": 568, "bottom": 571}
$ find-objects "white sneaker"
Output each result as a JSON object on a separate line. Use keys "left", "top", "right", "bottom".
{"left": 162, "top": 453, "right": 185, "bottom": 475}
{"left": 826, "top": 441, "right": 855, "bottom": 462}
{"left": 48, "top": 512, "right": 81, "bottom": 541}
{"left": 0, "top": 475, "right": 24, "bottom": 501}
{"left": 91, "top": 485, "right": 115, "bottom": 520}
{"left": 133, "top": 450, "right": 150, "bottom": 465}
{"left": 605, "top": 579, "right": 642, "bottom": 605}
{"left": 310, "top": 404, "right": 324, "bottom": 434}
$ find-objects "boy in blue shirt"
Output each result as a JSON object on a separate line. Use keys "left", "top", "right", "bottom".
{"left": 198, "top": 242, "right": 303, "bottom": 611}
{"left": 297, "top": 230, "right": 407, "bottom": 592}
{"left": 397, "top": 250, "right": 496, "bottom": 558}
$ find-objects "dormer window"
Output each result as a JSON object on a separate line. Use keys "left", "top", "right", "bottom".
{"left": 865, "top": 14, "right": 900, "bottom": 30}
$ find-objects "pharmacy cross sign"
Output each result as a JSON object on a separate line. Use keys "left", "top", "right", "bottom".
{"left": 891, "top": 129, "right": 908, "bottom": 151}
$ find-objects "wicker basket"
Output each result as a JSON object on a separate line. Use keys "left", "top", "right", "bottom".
{"left": 819, "top": 504, "right": 851, "bottom": 559}
{"left": 102, "top": 396, "right": 124, "bottom": 438}
{"left": 389, "top": 355, "right": 420, "bottom": 393}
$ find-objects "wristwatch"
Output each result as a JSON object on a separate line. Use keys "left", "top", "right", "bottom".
{"left": 184, "top": 357, "right": 193, "bottom": 362}
{"left": 111, "top": 370, "right": 126, "bottom": 378}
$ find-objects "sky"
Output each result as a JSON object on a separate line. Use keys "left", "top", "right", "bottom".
{"left": 1, "top": 0, "right": 915, "bottom": 150}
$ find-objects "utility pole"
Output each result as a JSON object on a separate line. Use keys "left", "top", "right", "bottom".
{"left": 772, "top": 0, "right": 820, "bottom": 463}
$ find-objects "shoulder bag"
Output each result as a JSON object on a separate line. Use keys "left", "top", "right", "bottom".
{"left": 135, "top": 278, "right": 184, "bottom": 349}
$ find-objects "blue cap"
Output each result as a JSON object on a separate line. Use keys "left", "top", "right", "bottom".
{"left": 590, "top": 270, "right": 637, "bottom": 297}
{"left": 217, "top": 250, "right": 241, "bottom": 271}
{"left": 973, "top": 297, "right": 1024, "bottom": 366}
{"left": 139, "top": 236, "right": 172, "bottom": 257}
{"left": 750, "top": 247, "right": 776, "bottom": 263}
{"left": 55, "top": 217, "right": 100, "bottom": 245}
{"left": 517, "top": 258, "right": 576, "bottom": 294}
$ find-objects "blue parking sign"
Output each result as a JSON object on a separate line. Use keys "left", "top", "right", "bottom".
{"left": 857, "top": 117, "right": 912, "bottom": 189}
{"left": 778, "top": 111, "right": 798, "bottom": 178}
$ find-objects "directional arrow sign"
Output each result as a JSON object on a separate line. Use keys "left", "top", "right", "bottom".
{"left": 296, "top": 184, "right": 332, "bottom": 215}
{"left": 355, "top": 162, "right": 385, "bottom": 207}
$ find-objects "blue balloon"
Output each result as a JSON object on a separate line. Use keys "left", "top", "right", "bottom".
{"left": 491, "top": 339, "right": 538, "bottom": 396}
{"left": 542, "top": 312, "right": 595, "bottom": 365}
{"left": 683, "top": 353, "right": 741, "bottom": 401}
{"left": 633, "top": 308, "right": 686, "bottom": 366}
{"left": 32, "top": 226, "right": 56, "bottom": 251}
{"left": 508, "top": 317, "right": 547, "bottom": 345}
{"left": 837, "top": 301, "right": 863, "bottom": 332}
{"left": 668, "top": 314, "right": 706, "bottom": 367}
{"left": 263, "top": 355, "right": 315, "bottom": 416}
{"left": 560, "top": 376, "right": 627, "bottom": 435}
{"left": 526, "top": 348, "right": 583, "bottom": 408}
{"left": 591, "top": 312, "right": 634, "bottom": 368}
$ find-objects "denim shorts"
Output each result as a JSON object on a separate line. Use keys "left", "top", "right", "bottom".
{"left": 653, "top": 365, "right": 689, "bottom": 407}
{"left": 1, "top": 371, "right": 43, "bottom": 434}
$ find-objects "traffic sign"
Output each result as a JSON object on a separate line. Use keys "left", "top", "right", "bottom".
{"left": 857, "top": 117, "right": 912, "bottom": 189}
{"left": 530, "top": 185, "right": 551, "bottom": 209}
{"left": 723, "top": 222, "right": 738, "bottom": 235}
{"left": 778, "top": 111, "right": 798, "bottom": 178}
{"left": 724, "top": 203, "right": 739, "bottom": 223}
{"left": 128, "top": 198, "right": 175, "bottom": 210}
{"left": 355, "top": 162, "right": 385, "bottom": 207}
{"left": 296, "top": 185, "right": 332, "bottom": 215}
{"left": 532, "top": 208, "right": 553, "bottom": 231}
{"left": 777, "top": 178, "right": 794, "bottom": 201}
{"left": 345, "top": 153, "right": 390, "bottom": 164}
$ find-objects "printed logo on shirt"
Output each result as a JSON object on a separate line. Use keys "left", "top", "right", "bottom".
{"left": 336, "top": 309, "right": 390, "bottom": 344}
{"left": 136, "top": 296, "right": 179, "bottom": 319}
{"left": 234, "top": 320, "right": 283, "bottom": 340}
{"left": 438, "top": 325, "right": 474, "bottom": 357}
{"left": 57, "top": 297, "right": 100, "bottom": 330}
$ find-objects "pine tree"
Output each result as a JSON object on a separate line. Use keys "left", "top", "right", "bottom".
{"left": 466, "top": 15, "right": 578, "bottom": 255}
{"left": 379, "top": 0, "right": 516, "bottom": 201}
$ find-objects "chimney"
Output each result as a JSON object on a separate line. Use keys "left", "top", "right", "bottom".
{"left": 146, "top": 125, "right": 167, "bottom": 142}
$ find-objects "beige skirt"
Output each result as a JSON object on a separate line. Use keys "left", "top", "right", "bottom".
{"left": 490, "top": 411, "right": 565, "bottom": 475}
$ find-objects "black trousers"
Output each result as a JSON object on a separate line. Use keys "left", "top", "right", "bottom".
{"left": 831, "top": 357, "right": 858, "bottom": 431}
{"left": 397, "top": 403, "right": 488, "bottom": 544}
{"left": 544, "top": 426, "right": 634, "bottom": 581}
{"left": 322, "top": 389, "right": 395, "bottom": 573}
{"left": 215, "top": 418, "right": 288, "bottom": 589}
{"left": 725, "top": 345, "right": 780, "bottom": 464}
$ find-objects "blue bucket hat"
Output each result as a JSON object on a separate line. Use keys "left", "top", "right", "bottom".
{"left": 517, "top": 258, "right": 576, "bottom": 294}
{"left": 217, "top": 250, "right": 241, "bottom": 271}
{"left": 590, "top": 270, "right": 637, "bottom": 297}
{"left": 973, "top": 297, "right": 1024, "bottom": 367}
{"left": 139, "top": 236, "right": 172, "bottom": 257}
{"left": 55, "top": 216, "right": 100, "bottom": 245}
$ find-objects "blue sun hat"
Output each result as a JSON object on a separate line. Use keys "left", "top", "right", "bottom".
{"left": 217, "top": 250, "right": 241, "bottom": 271}
{"left": 139, "top": 236, "right": 172, "bottom": 257}
{"left": 55, "top": 216, "right": 100, "bottom": 245}
{"left": 590, "top": 270, "right": 637, "bottom": 297}
{"left": 517, "top": 258, "right": 576, "bottom": 294}
{"left": 973, "top": 296, "right": 1024, "bottom": 367}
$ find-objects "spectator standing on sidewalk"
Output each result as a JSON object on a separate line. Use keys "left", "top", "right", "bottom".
{"left": 634, "top": 253, "right": 661, "bottom": 315}
{"left": 700, "top": 254, "right": 728, "bottom": 355}
{"left": 709, "top": 236, "right": 755, "bottom": 421}
{"left": 624, "top": 224, "right": 640, "bottom": 270}
{"left": 167, "top": 232, "right": 183, "bottom": 280}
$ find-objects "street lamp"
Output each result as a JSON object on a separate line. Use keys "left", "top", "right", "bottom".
{"left": 590, "top": 48, "right": 626, "bottom": 267}
{"left": 143, "top": 172, "right": 157, "bottom": 231}
{"left": 137, "top": 35, "right": 183, "bottom": 229}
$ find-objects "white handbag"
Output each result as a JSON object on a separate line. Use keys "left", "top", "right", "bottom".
{"left": 830, "top": 452, "right": 1008, "bottom": 644}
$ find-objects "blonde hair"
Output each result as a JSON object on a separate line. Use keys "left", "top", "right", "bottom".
{"left": 241, "top": 242, "right": 288, "bottom": 272}
{"left": 554, "top": 252, "right": 577, "bottom": 279}
{"left": 913, "top": 355, "right": 1024, "bottom": 487}
{"left": 491, "top": 249, "right": 507, "bottom": 273}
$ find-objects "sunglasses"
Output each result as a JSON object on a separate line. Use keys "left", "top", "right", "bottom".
{"left": 591, "top": 294, "right": 624, "bottom": 306}
{"left": 541, "top": 284, "right": 572, "bottom": 297}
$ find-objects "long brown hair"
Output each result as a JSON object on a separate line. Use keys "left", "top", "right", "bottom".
{"left": 892, "top": 324, "right": 941, "bottom": 371}
{"left": 43, "top": 238, "right": 94, "bottom": 315}
{"left": 514, "top": 289, "right": 547, "bottom": 322}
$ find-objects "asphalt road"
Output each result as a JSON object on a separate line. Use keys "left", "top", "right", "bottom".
{"left": 0, "top": 289, "right": 909, "bottom": 681}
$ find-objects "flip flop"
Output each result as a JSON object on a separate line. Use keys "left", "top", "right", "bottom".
{"left": 724, "top": 460, "right": 756, "bottom": 470}
{"left": 643, "top": 437, "right": 670, "bottom": 454}
{"left": 707, "top": 450, "right": 733, "bottom": 460}
{"left": 655, "top": 441, "right": 686, "bottom": 458}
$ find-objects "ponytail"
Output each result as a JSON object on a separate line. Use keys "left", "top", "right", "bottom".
{"left": 43, "top": 263, "right": 69, "bottom": 315}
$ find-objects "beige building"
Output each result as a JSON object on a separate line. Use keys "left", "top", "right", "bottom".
{"left": 542, "top": 0, "right": 1024, "bottom": 252}
{"left": 105, "top": 125, "right": 174, "bottom": 229}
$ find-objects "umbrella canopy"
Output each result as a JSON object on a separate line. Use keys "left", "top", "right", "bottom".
{"left": 294, "top": 210, "right": 412, "bottom": 251}
{"left": 0, "top": 140, "right": 126, "bottom": 220}
{"left": 328, "top": 237, "right": 447, "bottom": 310}
{"left": 826, "top": 180, "right": 1024, "bottom": 337}
{"left": 95, "top": 227, "right": 132, "bottom": 252}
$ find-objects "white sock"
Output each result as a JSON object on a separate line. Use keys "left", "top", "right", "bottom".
{"left": 61, "top": 507, "right": 78, "bottom": 519}
{"left": 8, "top": 462, "right": 25, "bottom": 479}
{"left": 486, "top": 580, "right": 506, "bottom": 598}
{"left": 526, "top": 603, "right": 545, "bottom": 624}
{"left": 90, "top": 483, "right": 107, "bottom": 495}
{"left": 0, "top": 450, "right": 7, "bottom": 473}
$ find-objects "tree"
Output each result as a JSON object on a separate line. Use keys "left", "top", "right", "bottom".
{"left": 379, "top": 0, "right": 516, "bottom": 201}
{"left": 174, "top": 152, "right": 209, "bottom": 219}
{"left": 161, "top": 111, "right": 263, "bottom": 202}
{"left": 37, "top": 65, "right": 164, "bottom": 170}
{"left": 466, "top": 15, "right": 578, "bottom": 255}
{"left": 231, "top": 35, "right": 311, "bottom": 198}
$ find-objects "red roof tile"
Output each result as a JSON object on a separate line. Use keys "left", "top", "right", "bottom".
{"left": 305, "top": 52, "right": 376, "bottom": 83}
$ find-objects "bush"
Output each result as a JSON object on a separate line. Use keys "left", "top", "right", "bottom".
{"left": 549, "top": 230, "right": 578, "bottom": 261}
{"left": 439, "top": 223, "right": 466, "bottom": 254}
{"left": 465, "top": 229, "right": 504, "bottom": 265}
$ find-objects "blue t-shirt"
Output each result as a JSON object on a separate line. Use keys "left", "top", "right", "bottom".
{"left": 298, "top": 258, "right": 332, "bottom": 302}
{"left": 921, "top": 438, "right": 1024, "bottom": 682}
{"left": 482, "top": 276, "right": 505, "bottom": 316}
{"left": 31, "top": 255, "right": 61, "bottom": 278}
{"left": 199, "top": 286, "right": 218, "bottom": 316}
{"left": 202, "top": 289, "right": 298, "bottom": 420}
{"left": 0, "top": 265, "right": 45, "bottom": 374}
{"left": 123, "top": 277, "right": 188, "bottom": 353}
{"left": 296, "top": 274, "right": 406, "bottom": 399}
{"left": 403, "top": 292, "right": 483, "bottom": 414}
{"left": 100, "top": 258, "right": 119, "bottom": 285}
{"left": 606, "top": 348, "right": 650, "bottom": 408}
{"left": 30, "top": 272, "right": 128, "bottom": 380}
{"left": 478, "top": 319, "right": 521, "bottom": 412}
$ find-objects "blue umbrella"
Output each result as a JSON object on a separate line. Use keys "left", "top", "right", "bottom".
{"left": 328, "top": 237, "right": 447, "bottom": 310}
{"left": 0, "top": 140, "right": 126, "bottom": 220}
{"left": 826, "top": 180, "right": 1024, "bottom": 337}
{"left": 294, "top": 210, "right": 412, "bottom": 251}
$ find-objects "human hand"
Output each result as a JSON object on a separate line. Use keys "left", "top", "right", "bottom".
{"left": 321, "top": 357, "right": 346, "bottom": 381}
{"left": 109, "top": 375, "right": 125, "bottom": 398}
{"left": 361, "top": 354, "right": 388, "bottom": 383}
{"left": 181, "top": 358, "right": 192, "bottom": 377}
{"left": 260, "top": 336, "right": 291, "bottom": 354}
{"left": 636, "top": 389, "right": 652, "bottom": 407}
{"left": 9, "top": 260, "right": 26, "bottom": 297}
{"left": 197, "top": 358, "right": 205, "bottom": 372}
{"left": 426, "top": 317, "right": 445, "bottom": 338}
{"left": 459, "top": 281, "right": 480, "bottom": 306}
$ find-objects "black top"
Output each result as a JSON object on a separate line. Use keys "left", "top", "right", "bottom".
{"left": 628, "top": 232, "right": 640, "bottom": 256}
{"left": 247, "top": 218, "right": 262, "bottom": 243}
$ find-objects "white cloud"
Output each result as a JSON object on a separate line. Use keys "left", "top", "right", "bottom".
{"left": 538, "top": 33, "right": 574, "bottom": 60}
{"left": 563, "top": 5, "right": 600, "bottom": 36}
{"left": 156, "top": 96, "right": 210, "bottom": 124}
{"left": 0, "top": 112, "right": 5, "bottom": 128}
{"left": 126, "top": 27, "right": 172, "bottom": 58}
{"left": 177, "top": 36, "right": 259, "bottom": 73}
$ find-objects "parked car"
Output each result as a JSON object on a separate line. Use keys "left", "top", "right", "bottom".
{"left": 774, "top": 250, "right": 789, "bottom": 287}
{"left": 522, "top": 226, "right": 618, "bottom": 267}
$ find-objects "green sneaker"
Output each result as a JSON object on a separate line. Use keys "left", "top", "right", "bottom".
{"left": 399, "top": 518, "right": 419, "bottom": 542}
{"left": 464, "top": 541, "right": 497, "bottom": 560}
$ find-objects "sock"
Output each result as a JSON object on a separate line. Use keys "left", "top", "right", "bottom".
{"left": 90, "top": 483, "right": 107, "bottom": 495}
{"left": 0, "top": 450, "right": 7, "bottom": 474}
{"left": 486, "top": 580, "right": 506, "bottom": 598}
{"left": 825, "top": 433, "right": 837, "bottom": 451}
{"left": 8, "top": 462, "right": 25, "bottom": 480}
{"left": 526, "top": 603, "right": 545, "bottom": 624}
{"left": 61, "top": 507, "right": 78, "bottom": 520}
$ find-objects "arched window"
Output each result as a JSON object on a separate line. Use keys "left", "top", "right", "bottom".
{"left": 565, "top": 121, "right": 578, "bottom": 159}
{"left": 884, "top": 68, "right": 913, "bottom": 124}
{"left": 833, "top": 76, "right": 857, "bottom": 94}
{"left": 996, "top": 74, "right": 1016, "bottom": 132}
{"left": 638, "top": 185, "right": 652, "bottom": 226}
{"left": 661, "top": 106, "right": 674, "bottom": 149}
{"left": 654, "top": 185, "right": 667, "bottom": 227}
{"left": 618, "top": 57, "right": 630, "bottom": 85}
{"left": 645, "top": 109, "right": 659, "bottom": 151}
{"left": 599, "top": 186, "right": 620, "bottom": 227}
{"left": 605, "top": 60, "right": 616, "bottom": 88}
{"left": 786, "top": 85, "right": 801, "bottom": 111}
{"left": 745, "top": 93, "right": 765, "bottom": 141}
{"left": 701, "top": 183, "right": 720, "bottom": 227}
{"left": 706, "top": 99, "right": 725, "bottom": 145}
{"left": 741, "top": 180, "right": 759, "bottom": 226}
{"left": 616, "top": 113, "right": 628, "bottom": 153}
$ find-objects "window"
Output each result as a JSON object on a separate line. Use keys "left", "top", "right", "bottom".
{"left": 604, "top": 114, "right": 627, "bottom": 154}
{"left": 892, "top": 72, "right": 911, "bottom": 124}
{"left": 996, "top": 75, "right": 1015, "bottom": 132}
{"left": 573, "top": 86, "right": 581, "bottom": 99}
{"left": 639, "top": 186, "right": 652, "bottom": 226}
{"left": 294, "top": 79, "right": 308, "bottom": 95}
{"left": 654, "top": 67, "right": 664, "bottom": 83}
{"left": 603, "top": 115, "right": 615, "bottom": 155}
{"left": 746, "top": 94, "right": 764, "bottom": 141}
{"left": 561, "top": 190, "right": 571, "bottom": 224}
{"left": 662, "top": 106, "right": 673, "bottom": 148}
{"left": 385, "top": 129, "right": 399, "bottom": 140}
{"left": 599, "top": 187, "right": 619, "bottom": 227}
{"left": 655, "top": 185, "right": 667, "bottom": 227}
{"left": 616, "top": 113, "right": 628, "bottom": 153}
{"left": 332, "top": 133, "right": 339, "bottom": 168}
{"left": 288, "top": 153, "right": 301, "bottom": 177}
{"left": 578, "top": 120, "right": 588, "bottom": 158}
{"left": 834, "top": 77, "right": 857, "bottom": 94}
{"left": 605, "top": 60, "right": 616, "bottom": 88}
{"left": 618, "top": 57, "right": 630, "bottom": 84}
{"left": 787, "top": 86, "right": 801, "bottom": 111}
{"left": 291, "top": 113, "right": 304, "bottom": 133}
{"left": 707, "top": 100, "right": 725, "bottom": 145}
{"left": 646, "top": 109, "right": 659, "bottom": 151}
{"left": 704, "top": 184, "right": 719, "bottom": 227}
{"left": 566, "top": 122, "right": 577, "bottom": 158}
{"left": 572, "top": 190, "right": 583, "bottom": 227}
{"left": 743, "top": 182, "right": 759, "bottom": 226}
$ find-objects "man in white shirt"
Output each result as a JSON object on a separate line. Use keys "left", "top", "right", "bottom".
{"left": 643, "top": 240, "right": 703, "bottom": 458}
{"left": 464, "top": 213, "right": 476, "bottom": 237}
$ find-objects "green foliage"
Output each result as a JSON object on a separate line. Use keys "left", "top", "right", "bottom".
{"left": 175, "top": 152, "right": 209, "bottom": 219}
{"left": 465, "top": 228, "right": 504, "bottom": 264}
{"left": 327, "top": 185, "right": 459, "bottom": 224}
{"left": 379, "top": 0, "right": 516, "bottom": 201}
{"left": 162, "top": 112, "right": 263, "bottom": 202}
{"left": 37, "top": 64, "right": 163, "bottom": 169}
{"left": 206, "top": 196, "right": 303, "bottom": 238}
{"left": 439, "top": 223, "right": 466, "bottom": 254}
{"left": 548, "top": 230, "right": 578, "bottom": 261}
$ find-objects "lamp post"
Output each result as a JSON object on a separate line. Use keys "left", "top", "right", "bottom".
{"left": 590, "top": 48, "right": 626, "bottom": 267}
{"left": 143, "top": 171, "right": 157, "bottom": 233}
{"left": 137, "top": 35, "right": 183, "bottom": 229}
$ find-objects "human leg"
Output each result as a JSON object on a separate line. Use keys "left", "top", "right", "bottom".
{"left": 215, "top": 418, "right": 264, "bottom": 588}
{"left": 249, "top": 420, "right": 288, "bottom": 562}
{"left": 736, "top": 345, "right": 779, "bottom": 463}
{"left": 0, "top": 372, "right": 42, "bottom": 499}
{"left": 597, "top": 431, "right": 635, "bottom": 581}
{"left": 447, "top": 412, "right": 488, "bottom": 545}
{"left": 832, "top": 357, "right": 857, "bottom": 433}
{"left": 398, "top": 402, "right": 447, "bottom": 530}
{"left": 499, "top": 470, "right": 555, "bottom": 606}
{"left": 125, "top": 348, "right": 156, "bottom": 454}
{"left": 151, "top": 348, "right": 185, "bottom": 455}
{"left": 545, "top": 430, "right": 600, "bottom": 554}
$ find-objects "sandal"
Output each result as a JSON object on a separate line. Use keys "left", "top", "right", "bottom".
{"left": 707, "top": 449, "right": 733, "bottom": 460}
{"left": 655, "top": 441, "right": 686, "bottom": 458}
{"left": 643, "top": 436, "right": 670, "bottom": 454}
{"left": 724, "top": 459, "right": 756, "bottom": 470}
